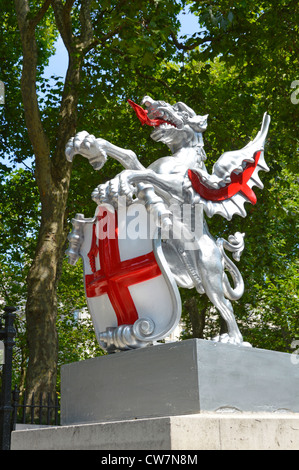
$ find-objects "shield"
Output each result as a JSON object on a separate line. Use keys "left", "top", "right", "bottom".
{"left": 67, "top": 204, "right": 181, "bottom": 351}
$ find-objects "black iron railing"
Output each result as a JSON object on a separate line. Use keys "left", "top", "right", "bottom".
{"left": 0, "top": 306, "right": 17, "bottom": 450}
{"left": 0, "top": 306, "right": 60, "bottom": 449}
{"left": 11, "top": 387, "right": 60, "bottom": 428}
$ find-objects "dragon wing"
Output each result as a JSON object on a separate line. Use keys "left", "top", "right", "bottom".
{"left": 188, "top": 113, "right": 271, "bottom": 220}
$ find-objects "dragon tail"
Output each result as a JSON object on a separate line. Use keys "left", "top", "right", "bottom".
{"left": 216, "top": 232, "right": 245, "bottom": 301}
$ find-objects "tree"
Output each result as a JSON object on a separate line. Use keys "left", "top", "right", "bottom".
{"left": 0, "top": 0, "right": 188, "bottom": 398}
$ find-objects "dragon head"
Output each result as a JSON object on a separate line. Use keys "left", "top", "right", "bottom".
{"left": 128, "top": 96, "right": 208, "bottom": 153}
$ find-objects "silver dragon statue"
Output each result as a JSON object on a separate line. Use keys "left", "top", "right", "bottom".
{"left": 66, "top": 96, "right": 270, "bottom": 351}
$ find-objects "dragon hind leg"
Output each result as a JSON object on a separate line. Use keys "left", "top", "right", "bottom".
{"left": 198, "top": 234, "right": 250, "bottom": 346}
{"left": 208, "top": 293, "right": 243, "bottom": 345}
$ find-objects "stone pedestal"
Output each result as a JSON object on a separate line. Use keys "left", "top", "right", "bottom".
{"left": 60, "top": 339, "right": 299, "bottom": 425}
{"left": 11, "top": 339, "right": 299, "bottom": 450}
{"left": 11, "top": 413, "right": 299, "bottom": 450}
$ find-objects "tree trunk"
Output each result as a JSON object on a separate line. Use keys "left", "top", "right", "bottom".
{"left": 14, "top": 0, "right": 83, "bottom": 397}
{"left": 24, "top": 56, "right": 81, "bottom": 397}
{"left": 25, "top": 178, "right": 71, "bottom": 396}
{"left": 185, "top": 295, "right": 207, "bottom": 339}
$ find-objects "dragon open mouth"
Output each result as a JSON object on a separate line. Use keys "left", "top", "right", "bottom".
{"left": 128, "top": 99, "right": 176, "bottom": 128}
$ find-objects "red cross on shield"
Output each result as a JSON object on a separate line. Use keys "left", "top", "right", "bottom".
{"left": 76, "top": 205, "right": 181, "bottom": 348}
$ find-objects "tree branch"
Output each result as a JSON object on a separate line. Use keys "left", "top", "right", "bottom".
{"left": 135, "top": 68, "right": 173, "bottom": 92}
{"left": 76, "top": 3, "right": 120, "bottom": 53}
{"left": 29, "top": 0, "right": 52, "bottom": 30}
{"left": 81, "top": 26, "right": 121, "bottom": 54}
{"left": 50, "top": 2, "right": 84, "bottom": 170}
{"left": 169, "top": 30, "right": 213, "bottom": 51}
{"left": 64, "top": 0, "right": 75, "bottom": 15}
{"left": 51, "top": 0, "right": 73, "bottom": 51}
{"left": 79, "top": 0, "right": 93, "bottom": 43}
{"left": 14, "top": 0, "right": 51, "bottom": 198}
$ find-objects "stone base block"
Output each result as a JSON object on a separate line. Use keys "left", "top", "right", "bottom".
{"left": 11, "top": 413, "right": 299, "bottom": 450}
{"left": 60, "top": 339, "right": 299, "bottom": 425}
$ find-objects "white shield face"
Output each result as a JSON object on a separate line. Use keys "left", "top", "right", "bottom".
{"left": 79, "top": 205, "right": 181, "bottom": 347}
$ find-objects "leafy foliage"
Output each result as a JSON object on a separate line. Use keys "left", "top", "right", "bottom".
{"left": 175, "top": 0, "right": 299, "bottom": 351}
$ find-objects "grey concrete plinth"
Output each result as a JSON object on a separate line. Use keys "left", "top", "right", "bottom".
{"left": 11, "top": 413, "right": 299, "bottom": 450}
{"left": 60, "top": 339, "right": 299, "bottom": 426}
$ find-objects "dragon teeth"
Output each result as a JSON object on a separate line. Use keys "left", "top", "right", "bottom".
{"left": 159, "top": 122, "right": 175, "bottom": 129}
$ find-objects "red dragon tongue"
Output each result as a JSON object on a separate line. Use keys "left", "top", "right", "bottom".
{"left": 127, "top": 99, "right": 166, "bottom": 127}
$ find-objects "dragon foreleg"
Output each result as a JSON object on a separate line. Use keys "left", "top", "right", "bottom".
{"left": 65, "top": 131, "right": 145, "bottom": 171}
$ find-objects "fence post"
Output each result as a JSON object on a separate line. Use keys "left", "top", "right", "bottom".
{"left": 0, "top": 306, "right": 17, "bottom": 450}
{"left": 11, "top": 386, "right": 20, "bottom": 431}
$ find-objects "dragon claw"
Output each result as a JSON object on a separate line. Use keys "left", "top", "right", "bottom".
{"left": 65, "top": 131, "right": 107, "bottom": 169}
